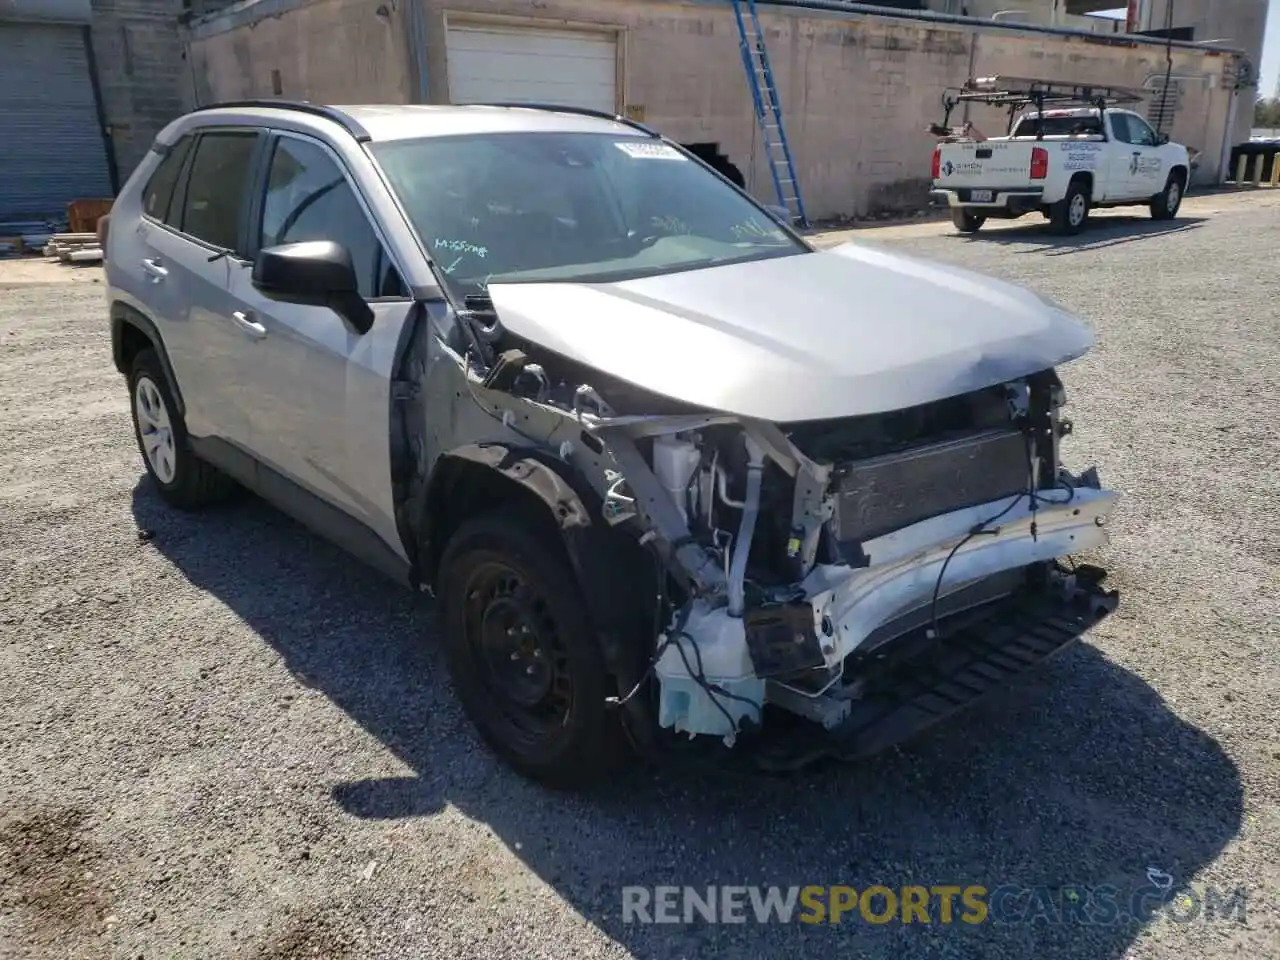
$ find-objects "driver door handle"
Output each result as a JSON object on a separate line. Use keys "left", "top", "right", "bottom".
{"left": 141, "top": 258, "right": 168, "bottom": 282}
{"left": 231, "top": 310, "right": 267, "bottom": 340}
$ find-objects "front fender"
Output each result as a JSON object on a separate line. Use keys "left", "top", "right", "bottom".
{"left": 437, "top": 443, "right": 594, "bottom": 529}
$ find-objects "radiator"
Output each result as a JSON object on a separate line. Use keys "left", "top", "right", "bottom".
{"left": 830, "top": 428, "right": 1030, "bottom": 543}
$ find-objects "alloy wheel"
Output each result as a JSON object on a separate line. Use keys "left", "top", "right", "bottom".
{"left": 1069, "top": 193, "right": 1087, "bottom": 228}
{"left": 134, "top": 375, "right": 177, "bottom": 484}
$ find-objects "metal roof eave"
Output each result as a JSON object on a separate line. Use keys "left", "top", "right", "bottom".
{"left": 0, "top": 0, "right": 93, "bottom": 25}
{"left": 184, "top": 0, "right": 1247, "bottom": 62}
{"left": 753, "top": 0, "right": 1246, "bottom": 58}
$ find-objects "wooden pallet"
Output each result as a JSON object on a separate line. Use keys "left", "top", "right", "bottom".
{"left": 68, "top": 199, "right": 114, "bottom": 235}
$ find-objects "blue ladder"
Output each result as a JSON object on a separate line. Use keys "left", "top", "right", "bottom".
{"left": 730, "top": 0, "right": 809, "bottom": 227}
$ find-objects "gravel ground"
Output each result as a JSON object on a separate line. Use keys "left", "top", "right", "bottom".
{"left": 2, "top": 192, "right": 1278, "bottom": 960}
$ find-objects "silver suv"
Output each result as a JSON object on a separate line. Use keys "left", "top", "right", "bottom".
{"left": 105, "top": 100, "right": 1120, "bottom": 788}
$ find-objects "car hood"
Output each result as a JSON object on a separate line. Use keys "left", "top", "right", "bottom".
{"left": 485, "top": 241, "right": 1095, "bottom": 422}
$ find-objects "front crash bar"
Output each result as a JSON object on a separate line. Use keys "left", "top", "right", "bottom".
{"left": 753, "top": 576, "right": 1118, "bottom": 771}
{"left": 804, "top": 486, "right": 1118, "bottom": 667}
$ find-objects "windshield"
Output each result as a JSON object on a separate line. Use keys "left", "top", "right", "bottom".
{"left": 370, "top": 132, "right": 807, "bottom": 295}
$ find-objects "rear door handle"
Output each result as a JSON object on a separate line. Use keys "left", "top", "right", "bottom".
{"left": 141, "top": 258, "right": 168, "bottom": 282}
{"left": 231, "top": 310, "right": 267, "bottom": 340}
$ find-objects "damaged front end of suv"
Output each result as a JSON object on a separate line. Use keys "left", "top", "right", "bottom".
{"left": 371, "top": 120, "right": 1119, "bottom": 785}
{"left": 394, "top": 243, "right": 1119, "bottom": 782}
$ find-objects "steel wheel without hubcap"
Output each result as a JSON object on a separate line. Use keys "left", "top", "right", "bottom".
{"left": 464, "top": 560, "right": 574, "bottom": 747}
{"left": 134, "top": 375, "right": 177, "bottom": 484}
{"left": 438, "top": 510, "right": 625, "bottom": 789}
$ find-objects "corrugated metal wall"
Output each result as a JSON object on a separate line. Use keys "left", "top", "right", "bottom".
{"left": 0, "top": 22, "right": 113, "bottom": 220}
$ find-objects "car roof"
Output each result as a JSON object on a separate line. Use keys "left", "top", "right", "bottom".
{"left": 184, "top": 102, "right": 644, "bottom": 143}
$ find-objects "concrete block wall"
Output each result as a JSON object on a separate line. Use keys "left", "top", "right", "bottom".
{"left": 90, "top": 0, "right": 193, "bottom": 182}
{"left": 753, "top": 12, "right": 973, "bottom": 216}
{"left": 187, "top": 0, "right": 415, "bottom": 106}
{"left": 187, "top": 0, "right": 1243, "bottom": 219}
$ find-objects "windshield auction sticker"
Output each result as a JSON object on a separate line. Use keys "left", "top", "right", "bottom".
{"left": 615, "top": 141, "right": 687, "bottom": 160}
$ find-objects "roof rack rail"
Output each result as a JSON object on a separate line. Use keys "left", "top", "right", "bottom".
{"left": 191, "top": 100, "right": 371, "bottom": 141}
{"left": 473, "top": 102, "right": 659, "bottom": 137}
{"left": 944, "top": 76, "right": 1144, "bottom": 109}
{"left": 939, "top": 76, "right": 1145, "bottom": 134}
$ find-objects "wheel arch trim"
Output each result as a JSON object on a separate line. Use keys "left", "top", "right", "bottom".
{"left": 419, "top": 443, "right": 595, "bottom": 580}
{"left": 110, "top": 302, "right": 185, "bottom": 417}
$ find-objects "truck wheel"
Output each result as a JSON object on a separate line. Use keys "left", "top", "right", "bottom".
{"left": 128, "top": 349, "right": 236, "bottom": 509}
{"left": 1049, "top": 180, "right": 1090, "bottom": 235}
{"left": 436, "top": 509, "right": 625, "bottom": 789}
{"left": 951, "top": 209, "right": 986, "bottom": 234}
{"left": 1150, "top": 173, "right": 1183, "bottom": 220}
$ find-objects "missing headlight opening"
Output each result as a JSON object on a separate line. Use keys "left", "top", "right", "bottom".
{"left": 421, "top": 307, "right": 1118, "bottom": 766}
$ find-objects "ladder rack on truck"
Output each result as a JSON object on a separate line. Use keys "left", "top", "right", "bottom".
{"left": 933, "top": 76, "right": 1146, "bottom": 140}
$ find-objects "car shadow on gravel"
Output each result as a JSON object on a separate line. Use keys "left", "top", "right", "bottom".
{"left": 133, "top": 483, "right": 1245, "bottom": 960}
{"left": 966, "top": 216, "right": 1205, "bottom": 255}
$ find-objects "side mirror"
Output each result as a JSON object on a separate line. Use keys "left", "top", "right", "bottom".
{"left": 1157, "top": 132, "right": 1170, "bottom": 145}
{"left": 251, "top": 240, "right": 374, "bottom": 334}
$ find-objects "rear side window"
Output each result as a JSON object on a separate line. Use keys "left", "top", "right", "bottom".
{"left": 142, "top": 135, "right": 193, "bottom": 225}
{"left": 179, "top": 131, "right": 259, "bottom": 252}
{"left": 1012, "top": 115, "right": 1102, "bottom": 138}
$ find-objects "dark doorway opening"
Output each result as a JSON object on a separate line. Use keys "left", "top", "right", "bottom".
{"left": 681, "top": 142, "right": 746, "bottom": 189}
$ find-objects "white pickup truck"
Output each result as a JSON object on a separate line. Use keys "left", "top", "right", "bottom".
{"left": 931, "top": 105, "right": 1191, "bottom": 235}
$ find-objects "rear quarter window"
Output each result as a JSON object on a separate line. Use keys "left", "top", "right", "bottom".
{"left": 1011, "top": 116, "right": 1103, "bottom": 138}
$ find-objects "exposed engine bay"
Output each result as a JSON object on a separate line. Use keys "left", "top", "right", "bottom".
{"left": 400, "top": 282, "right": 1122, "bottom": 762}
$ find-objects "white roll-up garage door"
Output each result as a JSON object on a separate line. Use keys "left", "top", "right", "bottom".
{"left": 445, "top": 24, "right": 617, "bottom": 114}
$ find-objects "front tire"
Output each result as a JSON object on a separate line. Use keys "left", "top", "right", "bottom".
{"left": 951, "top": 209, "right": 986, "bottom": 234}
{"left": 128, "top": 349, "right": 235, "bottom": 509}
{"left": 437, "top": 509, "right": 625, "bottom": 789}
{"left": 1049, "top": 179, "right": 1090, "bottom": 235}
{"left": 1150, "top": 173, "right": 1184, "bottom": 220}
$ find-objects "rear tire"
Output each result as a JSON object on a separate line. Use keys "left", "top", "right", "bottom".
{"left": 1049, "top": 180, "right": 1090, "bottom": 235}
{"left": 1150, "top": 173, "right": 1184, "bottom": 220}
{"left": 437, "top": 508, "right": 626, "bottom": 789}
{"left": 128, "top": 349, "right": 235, "bottom": 509}
{"left": 951, "top": 209, "right": 986, "bottom": 234}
